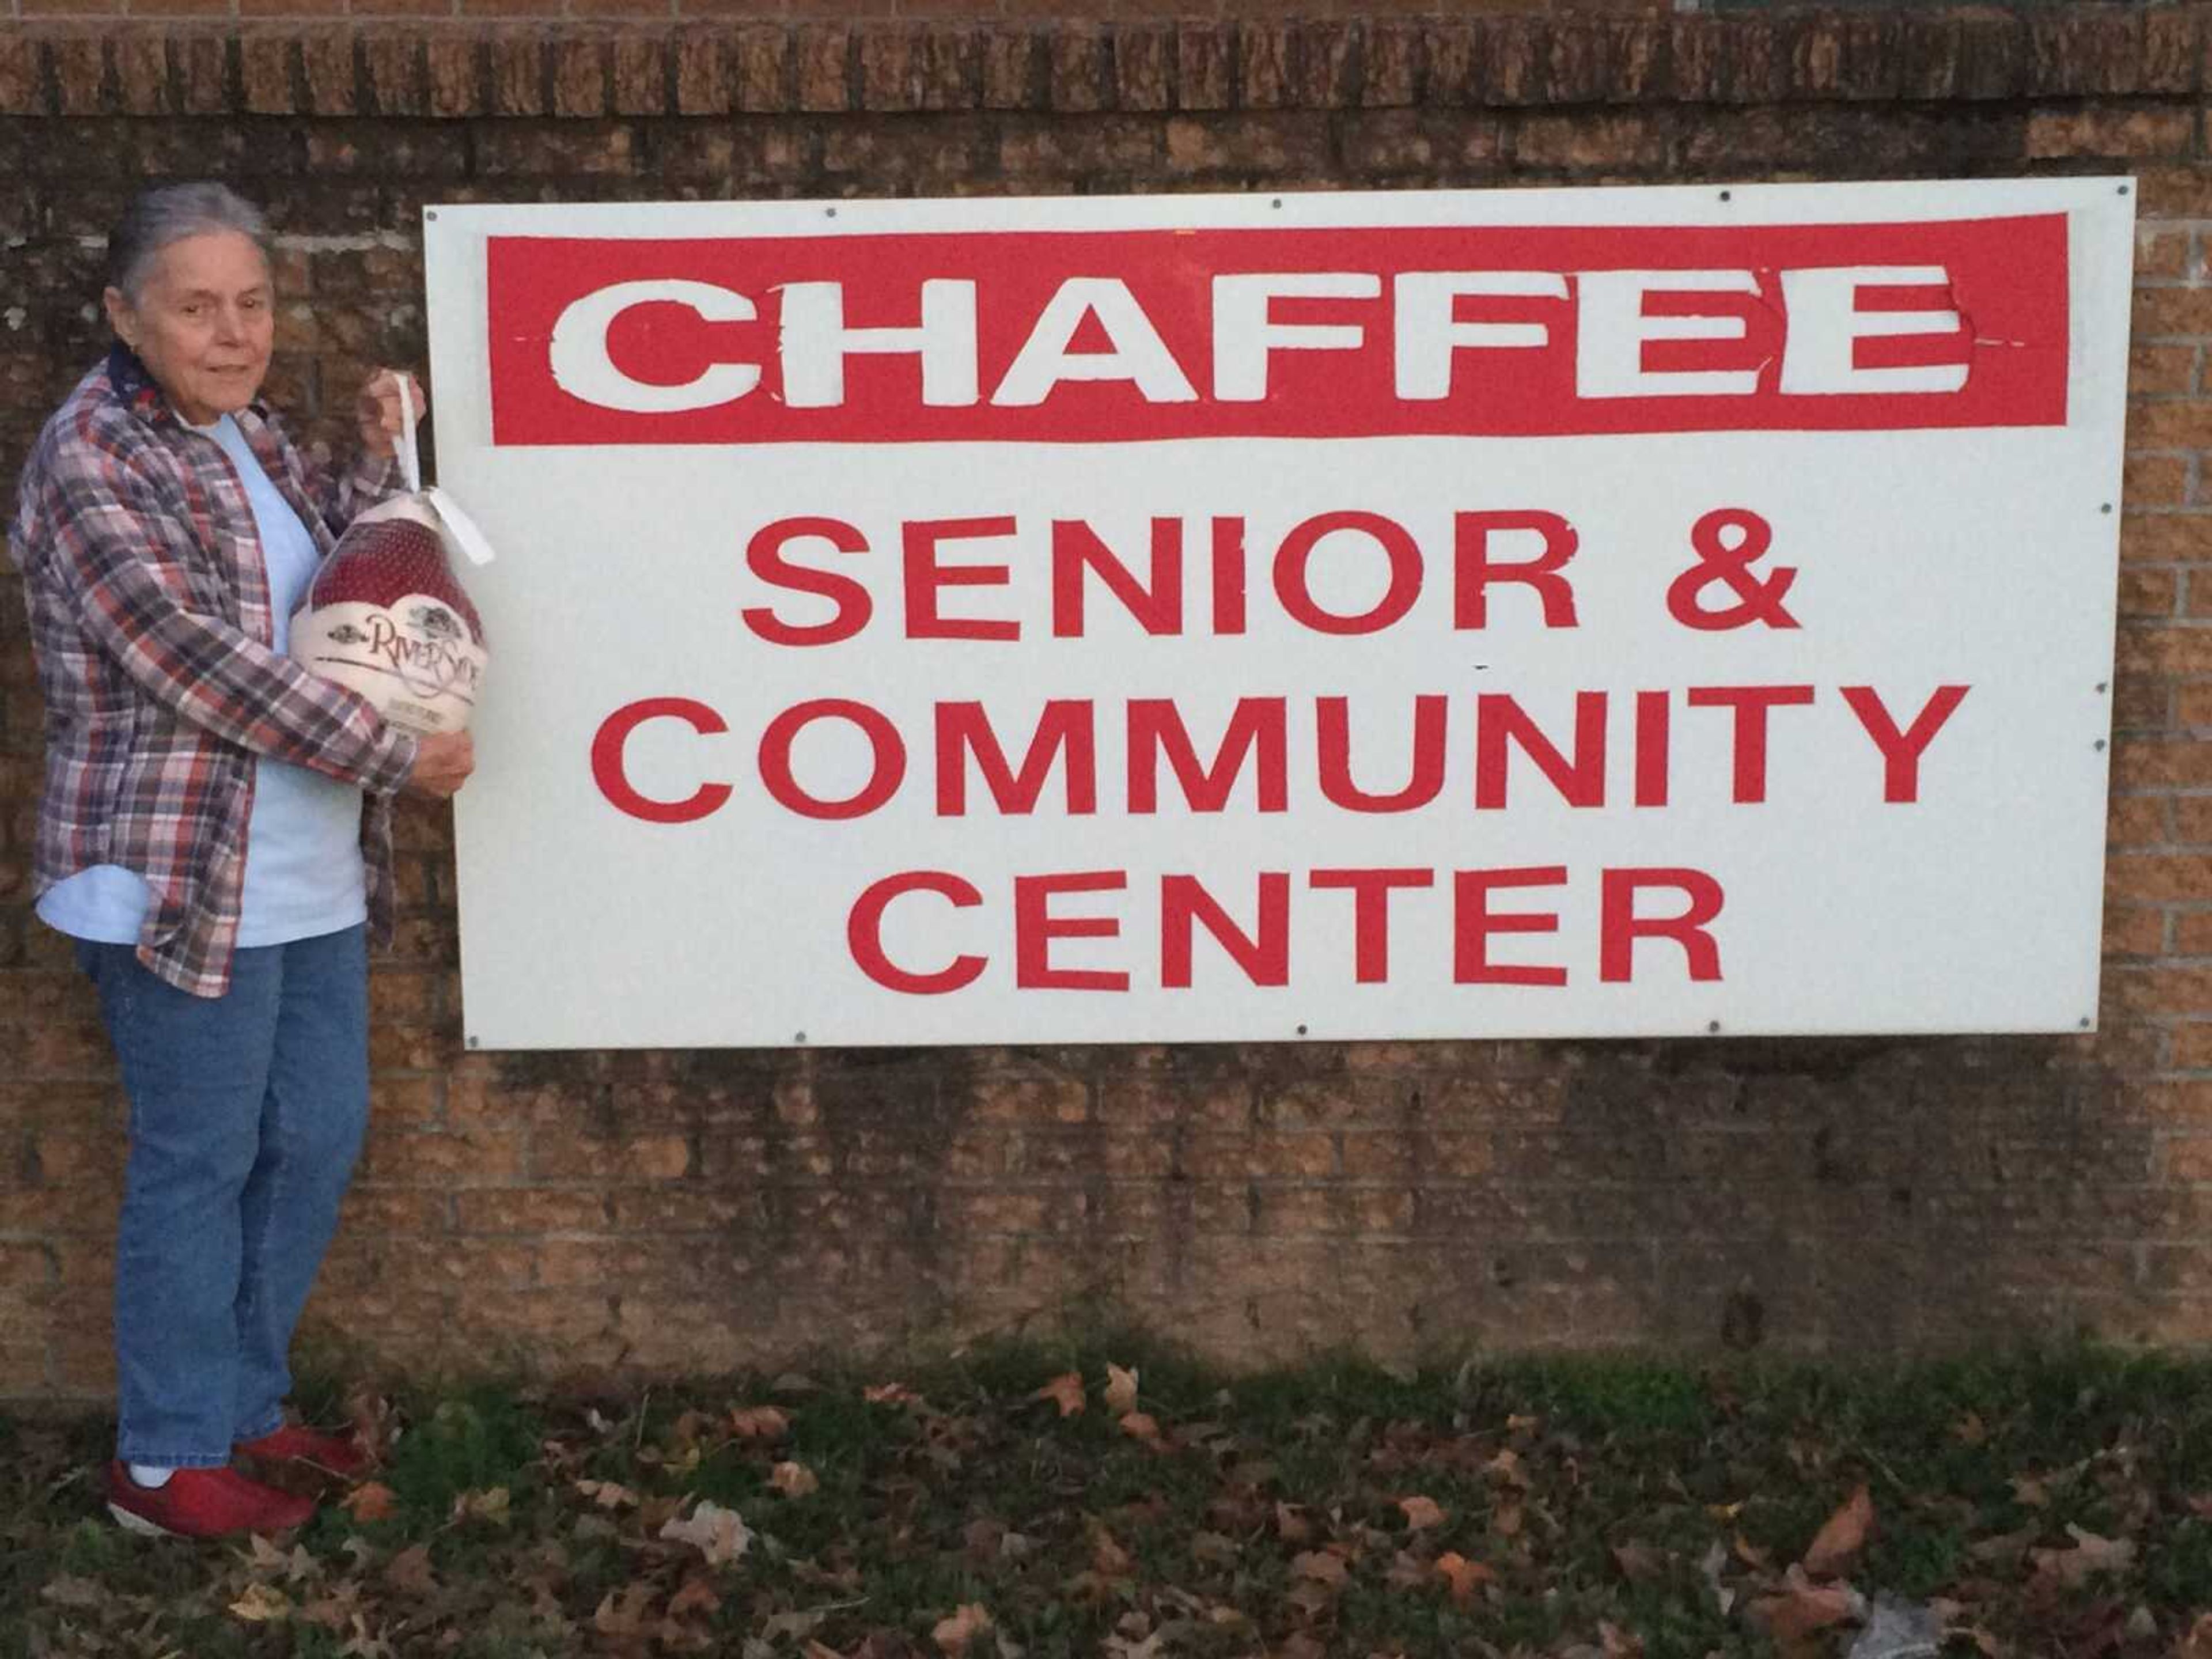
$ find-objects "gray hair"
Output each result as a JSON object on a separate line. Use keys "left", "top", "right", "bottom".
{"left": 106, "top": 183, "right": 272, "bottom": 305}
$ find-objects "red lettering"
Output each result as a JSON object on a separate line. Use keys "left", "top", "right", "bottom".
{"left": 1127, "top": 698, "right": 1289, "bottom": 813}
{"left": 1311, "top": 867, "right": 1433, "bottom": 984}
{"left": 1272, "top": 511, "right": 1422, "bottom": 636}
{"left": 1316, "top": 695, "right": 1447, "bottom": 813}
{"left": 1685, "top": 684, "right": 1817, "bottom": 804}
{"left": 757, "top": 698, "right": 906, "bottom": 820}
{"left": 1599, "top": 868, "right": 1724, "bottom": 983}
{"left": 1476, "top": 692, "right": 1608, "bottom": 809}
{"left": 1211, "top": 517, "right": 1248, "bottom": 636}
{"left": 589, "top": 698, "right": 733, "bottom": 824}
{"left": 1453, "top": 510, "right": 1579, "bottom": 628}
{"left": 1161, "top": 872, "right": 1290, "bottom": 988}
{"left": 742, "top": 517, "right": 872, "bottom": 647}
{"left": 847, "top": 870, "right": 986, "bottom": 994}
{"left": 1634, "top": 690, "right": 1670, "bottom": 808}
{"left": 1051, "top": 520, "right": 1183, "bottom": 637}
{"left": 934, "top": 701, "right": 1097, "bottom": 816}
{"left": 1840, "top": 684, "right": 1971, "bottom": 803}
{"left": 1453, "top": 866, "right": 1569, "bottom": 986}
{"left": 1014, "top": 870, "right": 1129, "bottom": 991}
{"left": 903, "top": 516, "right": 1020, "bottom": 640}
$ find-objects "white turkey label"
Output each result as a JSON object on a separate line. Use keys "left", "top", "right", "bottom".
{"left": 296, "top": 595, "right": 487, "bottom": 736}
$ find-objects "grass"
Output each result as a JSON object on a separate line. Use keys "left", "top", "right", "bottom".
{"left": 3, "top": 1339, "right": 2211, "bottom": 1657}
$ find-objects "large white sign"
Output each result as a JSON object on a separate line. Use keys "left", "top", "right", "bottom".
{"left": 424, "top": 179, "right": 2134, "bottom": 1049}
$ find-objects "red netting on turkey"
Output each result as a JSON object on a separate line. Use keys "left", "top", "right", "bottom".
{"left": 291, "top": 397, "right": 494, "bottom": 736}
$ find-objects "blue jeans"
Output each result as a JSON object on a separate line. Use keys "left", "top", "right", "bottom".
{"left": 77, "top": 926, "right": 370, "bottom": 1468}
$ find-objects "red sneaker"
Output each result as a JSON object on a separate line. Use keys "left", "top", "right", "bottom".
{"left": 105, "top": 1462, "right": 317, "bottom": 1539}
{"left": 233, "top": 1423, "right": 374, "bottom": 1479}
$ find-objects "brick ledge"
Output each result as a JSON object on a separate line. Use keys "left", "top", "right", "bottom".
{"left": 0, "top": 6, "right": 2203, "bottom": 119}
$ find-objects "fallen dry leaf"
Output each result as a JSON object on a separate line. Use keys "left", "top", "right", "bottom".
{"left": 1748, "top": 1578, "right": 1859, "bottom": 1642}
{"left": 1119, "top": 1412, "right": 1162, "bottom": 1444}
{"left": 1434, "top": 1551, "right": 1494, "bottom": 1601}
{"left": 1104, "top": 1364, "right": 1141, "bottom": 1416}
{"left": 1951, "top": 1412, "right": 1988, "bottom": 1446}
{"left": 729, "top": 1405, "right": 790, "bottom": 1441}
{"left": 38, "top": 1577, "right": 104, "bottom": 1611}
{"left": 2029, "top": 1523, "right": 2135, "bottom": 1589}
{"left": 771, "top": 1460, "right": 820, "bottom": 1498}
{"left": 863, "top": 1381, "right": 921, "bottom": 1406}
{"left": 229, "top": 1583, "right": 293, "bottom": 1623}
{"left": 383, "top": 1544, "right": 436, "bottom": 1595}
{"left": 575, "top": 1478, "right": 639, "bottom": 1509}
{"left": 1398, "top": 1495, "right": 1447, "bottom": 1531}
{"left": 1801, "top": 1484, "right": 1874, "bottom": 1577}
{"left": 666, "top": 1577, "right": 721, "bottom": 1620}
{"left": 452, "top": 1486, "right": 510, "bottom": 1525}
{"left": 1275, "top": 1501, "right": 1312, "bottom": 1544}
{"left": 340, "top": 1482, "right": 397, "bottom": 1524}
{"left": 932, "top": 1601, "right": 994, "bottom": 1656}
{"left": 1290, "top": 1549, "right": 1350, "bottom": 1588}
{"left": 1611, "top": 1541, "right": 1665, "bottom": 1582}
{"left": 1035, "top": 1372, "right": 1086, "bottom": 1418}
{"left": 659, "top": 1498, "right": 753, "bottom": 1566}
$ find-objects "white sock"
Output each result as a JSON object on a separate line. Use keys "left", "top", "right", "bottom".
{"left": 126, "top": 1463, "right": 175, "bottom": 1488}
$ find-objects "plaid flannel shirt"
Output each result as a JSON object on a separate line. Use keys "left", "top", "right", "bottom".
{"left": 9, "top": 346, "right": 422, "bottom": 998}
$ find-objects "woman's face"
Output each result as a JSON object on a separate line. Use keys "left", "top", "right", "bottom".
{"left": 103, "top": 230, "right": 274, "bottom": 427}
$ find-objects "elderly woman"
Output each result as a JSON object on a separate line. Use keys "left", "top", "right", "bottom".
{"left": 9, "top": 182, "right": 475, "bottom": 1538}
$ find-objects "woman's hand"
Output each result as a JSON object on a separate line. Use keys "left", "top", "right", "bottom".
{"left": 403, "top": 730, "right": 475, "bottom": 798}
{"left": 357, "top": 368, "right": 427, "bottom": 459}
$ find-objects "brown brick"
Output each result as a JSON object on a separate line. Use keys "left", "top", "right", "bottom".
{"left": 2146, "top": 9, "right": 2199, "bottom": 96}
{"left": 2107, "top": 853, "right": 2212, "bottom": 903}
{"left": 456, "top": 1188, "right": 609, "bottom": 1233}
{"left": 2122, "top": 513, "right": 2212, "bottom": 563}
{"left": 488, "top": 29, "right": 545, "bottom": 116}
{"left": 552, "top": 37, "right": 607, "bottom": 118}
{"left": 2138, "top": 166, "right": 2212, "bottom": 222}
{"left": 671, "top": 29, "right": 725, "bottom": 115}
{"left": 1115, "top": 22, "right": 1173, "bottom": 114}
{"left": 614, "top": 36, "right": 666, "bottom": 114}
{"left": 426, "top": 34, "right": 480, "bottom": 116}
{"left": 0, "top": 35, "right": 41, "bottom": 115}
{"left": 50, "top": 35, "right": 108, "bottom": 115}
{"left": 238, "top": 32, "right": 294, "bottom": 115}
{"left": 1513, "top": 108, "right": 1673, "bottom": 172}
{"left": 729, "top": 24, "right": 786, "bottom": 112}
{"left": 2173, "top": 1022, "right": 2212, "bottom": 1067}
{"left": 2127, "top": 458, "right": 2191, "bottom": 510}
{"left": 2029, "top": 9, "right": 2143, "bottom": 97}
{"left": 794, "top": 23, "right": 851, "bottom": 113}
{"left": 2104, "top": 905, "right": 2165, "bottom": 957}
{"left": 2120, "top": 566, "right": 2183, "bottom": 619}
{"left": 2118, "top": 623, "right": 2212, "bottom": 677}
{"left": 2111, "top": 791, "right": 2170, "bottom": 847}
{"left": 1238, "top": 18, "right": 1292, "bottom": 111}
{"left": 858, "top": 24, "right": 921, "bottom": 113}
{"left": 113, "top": 35, "right": 169, "bottom": 114}
{"left": 2028, "top": 104, "right": 2196, "bottom": 162}
{"left": 529, "top": 1130, "right": 690, "bottom": 1182}
{"left": 1296, "top": 20, "right": 1358, "bottom": 109}
{"left": 299, "top": 29, "right": 357, "bottom": 115}
{"left": 2131, "top": 344, "right": 2197, "bottom": 397}
{"left": 980, "top": 24, "right": 1041, "bottom": 111}
{"left": 1047, "top": 24, "right": 1108, "bottom": 114}
{"left": 2128, "top": 399, "right": 2212, "bottom": 450}
{"left": 361, "top": 1127, "right": 526, "bottom": 1186}
{"left": 1175, "top": 21, "right": 1232, "bottom": 112}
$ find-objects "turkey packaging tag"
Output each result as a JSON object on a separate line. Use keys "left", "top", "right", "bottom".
{"left": 292, "top": 391, "right": 495, "bottom": 735}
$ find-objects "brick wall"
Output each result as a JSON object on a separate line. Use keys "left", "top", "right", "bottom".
{"left": 4, "top": 3, "right": 2211, "bottom": 1402}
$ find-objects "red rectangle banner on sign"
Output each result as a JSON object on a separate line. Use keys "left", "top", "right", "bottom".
{"left": 484, "top": 215, "right": 2068, "bottom": 446}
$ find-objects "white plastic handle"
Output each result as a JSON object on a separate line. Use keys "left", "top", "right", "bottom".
{"left": 395, "top": 372, "right": 422, "bottom": 495}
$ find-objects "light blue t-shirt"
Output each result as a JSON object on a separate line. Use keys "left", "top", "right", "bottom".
{"left": 37, "top": 415, "right": 368, "bottom": 948}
